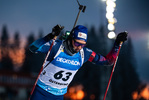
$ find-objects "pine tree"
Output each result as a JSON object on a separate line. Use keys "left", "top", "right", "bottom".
{"left": 0, "top": 25, "right": 13, "bottom": 70}
{"left": 1, "top": 25, "right": 9, "bottom": 47}
{"left": 14, "top": 31, "right": 20, "bottom": 48}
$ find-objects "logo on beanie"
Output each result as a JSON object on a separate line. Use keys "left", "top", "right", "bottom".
{"left": 78, "top": 32, "right": 87, "bottom": 39}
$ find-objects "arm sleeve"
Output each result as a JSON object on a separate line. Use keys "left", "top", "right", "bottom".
{"left": 29, "top": 38, "right": 53, "bottom": 54}
{"left": 84, "top": 45, "right": 119, "bottom": 66}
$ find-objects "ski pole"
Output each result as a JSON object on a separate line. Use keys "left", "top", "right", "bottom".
{"left": 28, "top": 36, "right": 57, "bottom": 100}
{"left": 29, "top": 25, "right": 64, "bottom": 99}
{"left": 103, "top": 41, "right": 123, "bottom": 100}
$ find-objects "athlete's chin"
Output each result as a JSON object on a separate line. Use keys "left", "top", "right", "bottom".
{"left": 74, "top": 49, "right": 80, "bottom": 53}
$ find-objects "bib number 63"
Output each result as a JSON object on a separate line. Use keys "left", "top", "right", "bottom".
{"left": 54, "top": 71, "right": 72, "bottom": 81}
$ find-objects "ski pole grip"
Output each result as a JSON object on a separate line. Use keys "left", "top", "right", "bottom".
{"left": 120, "top": 41, "right": 123, "bottom": 46}
{"left": 53, "top": 36, "right": 57, "bottom": 40}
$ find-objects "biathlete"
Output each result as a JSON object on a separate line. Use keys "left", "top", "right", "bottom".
{"left": 29, "top": 25, "right": 128, "bottom": 100}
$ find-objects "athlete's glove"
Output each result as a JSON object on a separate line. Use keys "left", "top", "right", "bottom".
{"left": 52, "top": 24, "right": 64, "bottom": 36}
{"left": 115, "top": 31, "right": 128, "bottom": 46}
{"left": 44, "top": 24, "right": 64, "bottom": 41}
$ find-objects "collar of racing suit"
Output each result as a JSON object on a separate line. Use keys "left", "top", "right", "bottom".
{"left": 63, "top": 38, "right": 77, "bottom": 56}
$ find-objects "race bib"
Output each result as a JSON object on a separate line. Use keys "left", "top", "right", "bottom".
{"left": 39, "top": 62, "right": 78, "bottom": 89}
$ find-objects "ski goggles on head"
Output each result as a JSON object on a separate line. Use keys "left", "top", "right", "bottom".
{"left": 73, "top": 39, "right": 86, "bottom": 47}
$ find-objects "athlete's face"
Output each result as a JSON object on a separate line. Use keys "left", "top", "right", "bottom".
{"left": 72, "top": 39, "right": 86, "bottom": 52}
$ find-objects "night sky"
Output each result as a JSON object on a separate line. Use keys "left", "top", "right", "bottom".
{"left": 0, "top": 0, "right": 149, "bottom": 83}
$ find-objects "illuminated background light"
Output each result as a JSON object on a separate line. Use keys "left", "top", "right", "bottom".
{"left": 108, "top": 18, "right": 115, "bottom": 24}
{"left": 106, "top": 0, "right": 116, "bottom": 7}
{"left": 106, "top": 13, "right": 114, "bottom": 19}
{"left": 104, "top": 0, "right": 117, "bottom": 39}
{"left": 108, "top": 23, "right": 115, "bottom": 31}
{"left": 108, "top": 31, "right": 116, "bottom": 39}
{"left": 106, "top": 6, "right": 115, "bottom": 13}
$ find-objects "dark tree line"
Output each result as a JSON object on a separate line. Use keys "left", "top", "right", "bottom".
{"left": 0, "top": 25, "right": 140, "bottom": 100}
{"left": 0, "top": 25, "right": 45, "bottom": 73}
